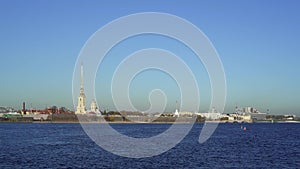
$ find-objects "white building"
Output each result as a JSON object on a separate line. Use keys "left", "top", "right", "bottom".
{"left": 90, "top": 99, "right": 98, "bottom": 112}
{"left": 173, "top": 101, "right": 180, "bottom": 117}
{"left": 179, "top": 111, "right": 194, "bottom": 117}
{"left": 174, "top": 108, "right": 179, "bottom": 117}
{"left": 89, "top": 99, "right": 101, "bottom": 114}
{"left": 195, "top": 107, "right": 222, "bottom": 120}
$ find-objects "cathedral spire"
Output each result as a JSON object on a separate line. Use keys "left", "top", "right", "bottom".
{"left": 80, "top": 63, "right": 84, "bottom": 95}
{"left": 76, "top": 63, "right": 86, "bottom": 114}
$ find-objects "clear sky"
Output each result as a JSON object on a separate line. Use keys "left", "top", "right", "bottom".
{"left": 0, "top": 0, "right": 299, "bottom": 115}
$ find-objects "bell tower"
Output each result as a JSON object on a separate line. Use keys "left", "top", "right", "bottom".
{"left": 75, "top": 63, "right": 86, "bottom": 114}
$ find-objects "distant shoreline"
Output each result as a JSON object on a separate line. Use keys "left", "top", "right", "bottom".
{"left": 1, "top": 120, "right": 299, "bottom": 124}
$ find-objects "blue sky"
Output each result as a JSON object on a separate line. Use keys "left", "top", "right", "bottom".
{"left": 0, "top": 1, "right": 299, "bottom": 114}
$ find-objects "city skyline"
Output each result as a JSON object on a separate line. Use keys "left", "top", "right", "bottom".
{"left": 0, "top": 1, "right": 300, "bottom": 115}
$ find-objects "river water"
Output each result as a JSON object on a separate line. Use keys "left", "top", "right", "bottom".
{"left": 0, "top": 123, "right": 299, "bottom": 168}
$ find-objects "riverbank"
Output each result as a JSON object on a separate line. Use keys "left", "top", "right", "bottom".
{"left": 1, "top": 119, "right": 299, "bottom": 124}
{"left": 1, "top": 113, "right": 299, "bottom": 124}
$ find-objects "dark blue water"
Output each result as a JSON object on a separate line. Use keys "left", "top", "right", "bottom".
{"left": 0, "top": 123, "right": 299, "bottom": 168}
